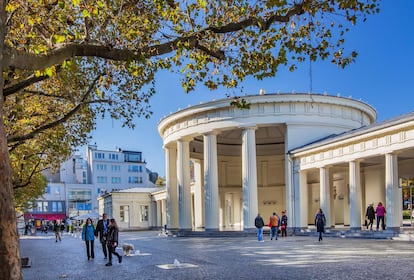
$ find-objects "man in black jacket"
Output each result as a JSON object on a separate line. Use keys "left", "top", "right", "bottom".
{"left": 94, "top": 213, "right": 109, "bottom": 259}
{"left": 254, "top": 213, "right": 265, "bottom": 242}
{"left": 365, "top": 203, "right": 376, "bottom": 230}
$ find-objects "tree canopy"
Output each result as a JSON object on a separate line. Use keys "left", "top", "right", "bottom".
{"left": 4, "top": 0, "right": 380, "bottom": 206}
{"left": 0, "top": 0, "right": 380, "bottom": 279}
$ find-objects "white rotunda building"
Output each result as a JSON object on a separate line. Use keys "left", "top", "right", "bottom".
{"left": 158, "top": 93, "right": 414, "bottom": 234}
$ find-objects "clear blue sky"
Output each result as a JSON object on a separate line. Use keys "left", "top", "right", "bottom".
{"left": 84, "top": 1, "right": 414, "bottom": 177}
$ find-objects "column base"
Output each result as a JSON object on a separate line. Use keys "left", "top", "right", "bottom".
{"left": 349, "top": 227, "right": 362, "bottom": 231}
{"left": 205, "top": 228, "right": 220, "bottom": 232}
{"left": 243, "top": 228, "right": 257, "bottom": 234}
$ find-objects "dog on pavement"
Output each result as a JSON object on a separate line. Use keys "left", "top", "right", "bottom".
{"left": 122, "top": 243, "right": 135, "bottom": 256}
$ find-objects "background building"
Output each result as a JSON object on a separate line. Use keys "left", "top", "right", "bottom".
{"left": 25, "top": 144, "right": 160, "bottom": 226}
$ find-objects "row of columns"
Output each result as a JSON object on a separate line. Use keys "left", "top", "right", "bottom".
{"left": 292, "top": 153, "right": 402, "bottom": 230}
{"left": 164, "top": 127, "right": 259, "bottom": 231}
{"left": 165, "top": 134, "right": 402, "bottom": 232}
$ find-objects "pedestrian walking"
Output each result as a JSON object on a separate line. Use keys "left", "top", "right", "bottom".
{"left": 376, "top": 202, "right": 386, "bottom": 230}
{"left": 254, "top": 213, "right": 265, "bottom": 242}
{"left": 82, "top": 218, "right": 95, "bottom": 260}
{"left": 315, "top": 208, "right": 326, "bottom": 242}
{"left": 94, "top": 213, "right": 110, "bottom": 259}
{"left": 53, "top": 220, "right": 61, "bottom": 242}
{"left": 280, "top": 210, "right": 288, "bottom": 237}
{"left": 365, "top": 203, "right": 375, "bottom": 230}
{"left": 269, "top": 212, "right": 279, "bottom": 240}
{"left": 105, "top": 218, "right": 122, "bottom": 266}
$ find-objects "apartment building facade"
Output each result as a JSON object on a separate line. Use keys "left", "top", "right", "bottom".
{"left": 25, "top": 144, "right": 159, "bottom": 224}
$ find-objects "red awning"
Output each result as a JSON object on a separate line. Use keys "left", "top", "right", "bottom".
{"left": 24, "top": 213, "right": 66, "bottom": 221}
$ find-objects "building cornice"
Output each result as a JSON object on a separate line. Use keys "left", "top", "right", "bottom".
{"left": 158, "top": 93, "right": 376, "bottom": 145}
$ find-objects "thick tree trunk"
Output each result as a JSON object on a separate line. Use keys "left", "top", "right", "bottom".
{"left": 0, "top": 1, "right": 23, "bottom": 279}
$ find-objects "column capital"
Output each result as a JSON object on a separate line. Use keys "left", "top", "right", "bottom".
{"left": 239, "top": 125, "right": 258, "bottom": 131}
{"left": 348, "top": 158, "right": 363, "bottom": 164}
{"left": 177, "top": 136, "right": 193, "bottom": 143}
{"left": 384, "top": 151, "right": 400, "bottom": 156}
{"left": 203, "top": 130, "right": 220, "bottom": 136}
{"left": 163, "top": 143, "right": 177, "bottom": 150}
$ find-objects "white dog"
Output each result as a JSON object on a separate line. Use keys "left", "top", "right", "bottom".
{"left": 122, "top": 243, "right": 135, "bottom": 256}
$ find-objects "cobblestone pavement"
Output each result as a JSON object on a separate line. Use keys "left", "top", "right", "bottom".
{"left": 20, "top": 231, "right": 414, "bottom": 280}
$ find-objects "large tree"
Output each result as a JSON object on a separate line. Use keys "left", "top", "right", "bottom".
{"left": 0, "top": 0, "right": 379, "bottom": 278}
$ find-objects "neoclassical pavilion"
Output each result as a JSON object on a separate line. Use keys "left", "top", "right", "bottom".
{"left": 158, "top": 93, "right": 414, "bottom": 233}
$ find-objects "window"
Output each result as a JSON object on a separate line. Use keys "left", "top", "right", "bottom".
{"left": 45, "top": 185, "right": 51, "bottom": 194}
{"left": 68, "top": 190, "right": 92, "bottom": 201}
{"left": 140, "top": 205, "right": 148, "bottom": 222}
{"left": 109, "top": 153, "right": 119, "bottom": 160}
{"left": 128, "top": 176, "right": 139, "bottom": 183}
{"left": 43, "top": 202, "right": 49, "bottom": 212}
{"left": 139, "top": 177, "right": 143, "bottom": 184}
{"left": 128, "top": 165, "right": 139, "bottom": 172}
{"left": 120, "top": 205, "right": 129, "bottom": 222}
{"left": 55, "top": 186, "right": 60, "bottom": 195}
{"left": 124, "top": 152, "right": 142, "bottom": 162}
{"left": 82, "top": 171, "right": 86, "bottom": 178}
{"left": 52, "top": 201, "right": 63, "bottom": 212}
{"left": 36, "top": 202, "right": 42, "bottom": 212}
{"left": 111, "top": 177, "right": 121, "bottom": 184}
{"left": 97, "top": 176, "right": 107, "bottom": 183}
{"left": 97, "top": 164, "right": 107, "bottom": 171}
{"left": 111, "top": 165, "right": 121, "bottom": 172}
{"left": 95, "top": 152, "right": 105, "bottom": 159}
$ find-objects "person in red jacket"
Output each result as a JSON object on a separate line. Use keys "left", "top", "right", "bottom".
{"left": 375, "top": 202, "right": 386, "bottom": 230}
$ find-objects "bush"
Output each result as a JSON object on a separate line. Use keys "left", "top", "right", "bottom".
{"left": 402, "top": 210, "right": 412, "bottom": 219}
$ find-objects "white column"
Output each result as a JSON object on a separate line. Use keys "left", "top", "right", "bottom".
{"left": 320, "top": 166, "right": 332, "bottom": 228}
{"left": 329, "top": 171, "right": 335, "bottom": 227}
{"left": 286, "top": 155, "right": 295, "bottom": 228}
{"left": 288, "top": 156, "right": 303, "bottom": 230}
{"left": 299, "top": 170, "right": 308, "bottom": 228}
{"left": 242, "top": 127, "right": 258, "bottom": 230}
{"left": 177, "top": 139, "right": 192, "bottom": 230}
{"left": 161, "top": 199, "right": 166, "bottom": 227}
{"left": 349, "top": 160, "right": 362, "bottom": 230}
{"left": 165, "top": 146, "right": 178, "bottom": 230}
{"left": 193, "top": 159, "right": 204, "bottom": 229}
{"left": 385, "top": 153, "right": 400, "bottom": 229}
{"left": 204, "top": 133, "right": 219, "bottom": 230}
{"left": 156, "top": 200, "right": 161, "bottom": 227}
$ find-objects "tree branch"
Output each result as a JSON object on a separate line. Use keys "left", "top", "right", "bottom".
{"left": 3, "top": 2, "right": 306, "bottom": 70}
{"left": 4, "top": 66, "right": 62, "bottom": 97}
{"left": 7, "top": 73, "right": 106, "bottom": 144}
{"left": 13, "top": 160, "right": 41, "bottom": 190}
{"left": 4, "top": 75, "right": 50, "bottom": 97}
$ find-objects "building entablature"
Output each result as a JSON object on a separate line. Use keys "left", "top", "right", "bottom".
{"left": 158, "top": 93, "right": 376, "bottom": 146}
{"left": 292, "top": 116, "right": 414, "bottom": 170}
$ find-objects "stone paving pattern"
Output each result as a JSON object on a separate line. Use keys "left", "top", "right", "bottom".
{"left": 20, "top": 231, "right": 414, "bottom": 280}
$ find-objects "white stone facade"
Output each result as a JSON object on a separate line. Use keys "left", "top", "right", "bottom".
{"left": 158, "top": 93, "right": 414, "bottom": 232}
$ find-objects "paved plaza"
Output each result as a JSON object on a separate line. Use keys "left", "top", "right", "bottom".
{"left": 20, "top": 230, "right": 414, "bottom": 280}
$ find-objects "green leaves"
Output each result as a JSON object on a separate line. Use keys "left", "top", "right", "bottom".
{"left": 230, "top": 97, "right": 251, "bottom": 109}
{"left": 2, "top": 0, "right": 380, "bottom": 206}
